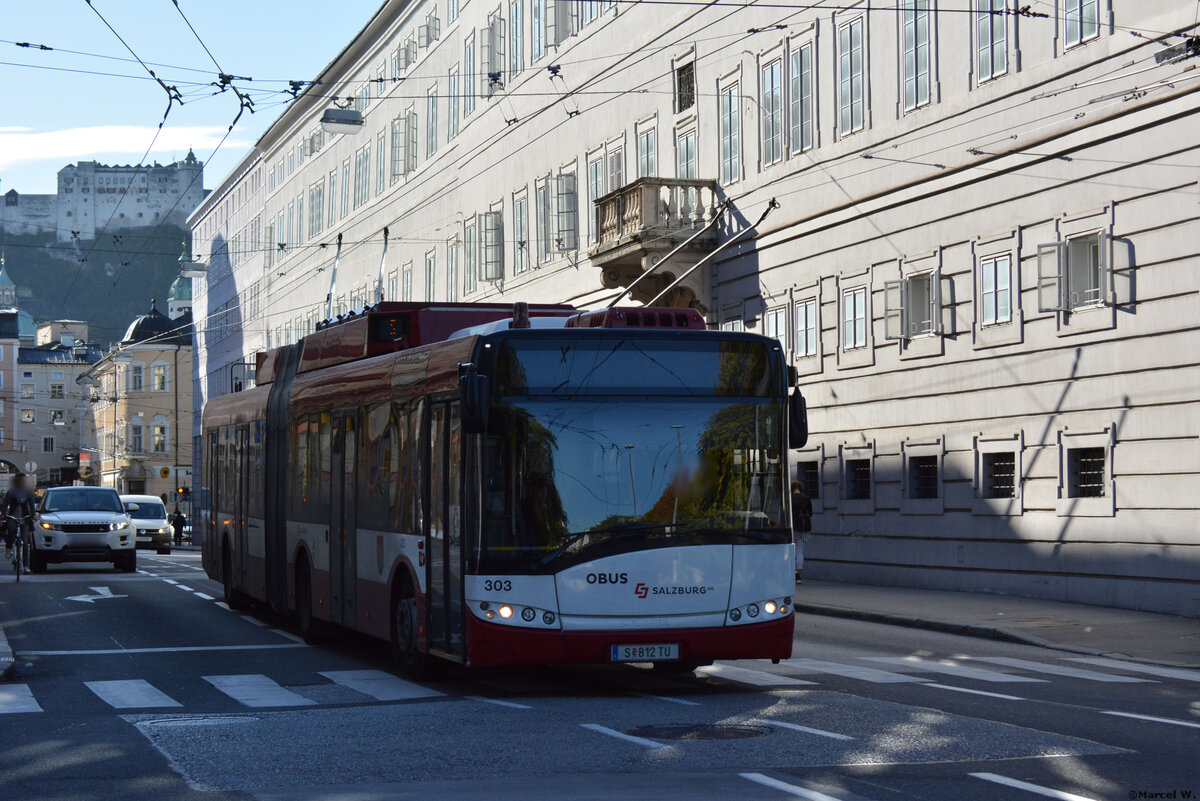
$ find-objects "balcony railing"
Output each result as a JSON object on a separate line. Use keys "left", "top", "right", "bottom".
{"left": 594, "top": 178, "right": 718, "bottom": 249}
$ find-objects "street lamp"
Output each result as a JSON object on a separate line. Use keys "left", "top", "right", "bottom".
{"left": 320, "top": 107, "right": 364, "bottom": 135}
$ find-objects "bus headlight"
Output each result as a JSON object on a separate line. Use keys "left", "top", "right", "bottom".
{"left": 747, "top": 603, "right": 760, "bottom": 618}
{"left": 498, "top": 605, "right": 514, "bottom": 619}
{"left": 728, "top": 608, "right": 742, "bottom": 622}
{"left": 764, "top": 601, "right": 777, "bottom": 615}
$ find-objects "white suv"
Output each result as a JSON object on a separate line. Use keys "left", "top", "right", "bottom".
{"left": 31, "top": 486, "right": 136, "bottom": 573}
{"left": 121, "top": 494, "right": 172, "bottom": 555}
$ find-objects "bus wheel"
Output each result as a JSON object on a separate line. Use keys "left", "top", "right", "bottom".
{"left": 221, "top": 542, "right": 247, "bottom": 610}
{"left": 295, "top": 558, "right": 324, "bottom": 645}
{"left": 391, "top": 579, "right": 436, "bottom": 681}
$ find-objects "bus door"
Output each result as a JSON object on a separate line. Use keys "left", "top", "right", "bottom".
{"left": 233, "top": 425, "right": 250, "bottom": 591}
{"left": 328, "top": 412, "right": 358, "bottom": 626}
{"left": 427, "top": 401, "right": 465, "bottom": 659}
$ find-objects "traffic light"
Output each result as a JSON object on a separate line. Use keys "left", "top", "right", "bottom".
{"left": 178, "top": 487, "right": 192, "bottom": 501}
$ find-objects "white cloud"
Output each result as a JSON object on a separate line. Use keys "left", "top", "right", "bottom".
{"left": 0, "top": 125, "right": 251, "bottom": 171}
{"left": 0, "top": 126, "right": 33, "bottom": 133}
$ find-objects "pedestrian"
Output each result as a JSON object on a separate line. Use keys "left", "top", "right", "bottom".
{"left": 790, "top": 481, "right": 812, "bottom": 583}
{"left": 172, "top": 508, "right": 186, "bottom": 547}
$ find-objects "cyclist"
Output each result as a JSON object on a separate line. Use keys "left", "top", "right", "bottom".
{"left": 5, "top": 472, "right": 36, "bottom": 563}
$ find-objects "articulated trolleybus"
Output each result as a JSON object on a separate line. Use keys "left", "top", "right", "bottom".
{"left": 202, "top": 301, "right": 808, "bottom": 677}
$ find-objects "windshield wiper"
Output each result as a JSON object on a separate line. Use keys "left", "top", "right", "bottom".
{"left": 535, "top": 523, "right": 664, "bottom": 568}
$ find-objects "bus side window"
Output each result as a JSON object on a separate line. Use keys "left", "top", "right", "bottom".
{"left": 293, "top": 418, "right": 308, "bottom": 515}
{"left": 318, "top": 412, "right": 332, "bottom": 508}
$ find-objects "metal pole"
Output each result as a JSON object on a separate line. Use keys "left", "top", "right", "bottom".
{"left": 375, "top": 226, "right": 390, "bottom": 304}
{"left": 325, "top": 233, "right": 344, "bottom": 320}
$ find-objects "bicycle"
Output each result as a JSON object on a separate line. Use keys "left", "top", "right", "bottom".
{"left": 8, "top": 514, "right": 31, "bottom": 581}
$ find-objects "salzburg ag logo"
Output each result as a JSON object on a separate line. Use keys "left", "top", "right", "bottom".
{"left": 634, "top": 582, "right": 649, "bottom": 599}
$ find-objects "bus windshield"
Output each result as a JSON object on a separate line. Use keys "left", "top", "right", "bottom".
{"left": 475, "top": 395, "right": 788, "bottom": 573}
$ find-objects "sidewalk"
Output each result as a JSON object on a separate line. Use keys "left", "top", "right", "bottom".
{"left": 794, "top": 580, "right": 1200, "bottom": 668}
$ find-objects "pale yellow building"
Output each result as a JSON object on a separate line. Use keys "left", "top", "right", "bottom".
{"left": 81, "top": 300, "right": 194, "bottom": 509}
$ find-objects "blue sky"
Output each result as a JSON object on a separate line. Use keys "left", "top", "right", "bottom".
{"left": 1, "top": 0, "right": 383, "bottom": 194}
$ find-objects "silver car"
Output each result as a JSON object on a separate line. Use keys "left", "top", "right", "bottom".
{"left": 31, "top": 486, "right": 136, "bottom": 573}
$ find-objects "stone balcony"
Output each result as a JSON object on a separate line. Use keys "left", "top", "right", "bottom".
{"left": 588, "top": 178, "right": 719, "bottom": 312}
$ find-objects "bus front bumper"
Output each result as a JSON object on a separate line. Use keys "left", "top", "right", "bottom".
{"left": 464, "top": 614, "right": 794, "bottom": 667}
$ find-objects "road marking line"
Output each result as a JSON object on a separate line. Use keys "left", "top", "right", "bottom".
{"left": 467, "top": 695, "right": 532, "bottom": 709}
{"left": 579, "top": 723, "right": 665, "bottom": 749}
{"left": 21, "top": 643, "right": 307, "bottom": 656}
{"left": 214, "top": 602, "right": 232, "bottom": 611}
{"left": 969, "top": 772, "right": 1100, "bottom": 801}
{"left": 268, "top": 628, "right": 306, "bottom": 644}
{"left": 1066, "top": 658, "right": 1200, "bottom": 683}
{"left": 320, "top": 670, "right": 444, "bottom": 701}
{"left": 698, "top": 664, "right": 817, "bottom": 687}
{"left": 176, "top": 585, "right": 194, "bottom": 592}
{"left": 925, "top": 683, "right": 1025, "bottom": 701}
{"left": 85, "top": 679, "right": 182, "bottom": 709}
{"left": 0, "top": 684, "right": 44, "bottom": 714}
{"left": 754, "top": 719, "right": 854, "bottom": 741}
{"left": 739, "top": 773, "right": 851, "bottom": 800}
{"left": 240, "top": 615, "right": 268, "bottom": 627}
{"left": 193, "top": 592, "right": 215, "bottom": 600}
{"left": 865, "top": 657, "right": 1048, "bottom": 683}
{"left": 633, "top": 692, "right": 701, "bottom": 706}
{"left": 162, "top": 579, "right": 178, "bottom": 585}
{"left": 1101, "top": 711, "right": 1200, "bottom": 730}
{"left": 204, "top": 674, "right": 317, "bottom": 708}
{"left": 972, "top": 656, "right": 1154, "bottom": 683}
{"left": 779, "top": 658, "right": 930, "bottom": 684}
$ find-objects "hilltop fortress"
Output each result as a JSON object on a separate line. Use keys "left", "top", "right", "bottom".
{"left": 2, "top": 151, "right": 205, "bottom": 242}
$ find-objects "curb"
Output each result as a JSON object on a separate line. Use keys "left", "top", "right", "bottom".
{"left": 791, "top": 601, "right": 1200, "bottom": 669}
{"left": 0, "top": 622, "right": 13, "bottom": 681}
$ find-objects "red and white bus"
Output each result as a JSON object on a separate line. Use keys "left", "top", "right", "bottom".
{"left": 202, "top": 302, "right": 807, "bottom": 678}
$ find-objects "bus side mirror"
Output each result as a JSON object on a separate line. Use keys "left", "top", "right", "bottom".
{"left": 460, "top": 371, "right": 490, "bottom": 434}
{"left": 788, "top": 390, "right": 808, "bottom": 449}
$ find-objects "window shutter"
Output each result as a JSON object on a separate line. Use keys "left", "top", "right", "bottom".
{"left": 555, "top": 173, "right": 578, "bottom": 251}
{"left": 406, "top": 110, "right": 418, "bottom": 172}
{"left": 1098, "top": 232, "right": 1112, "bottom": 306}
{"left": 549, "top": 0, "right": 577, "bottom": 45}
{"left": 479, "top": 27, "right": 492, "bottom": 97}
{"left": 931, "top": 270, "right": 944, "bottom": 335}
{"left": 430, "top": 14, "right": 441, "bottom": 41}
{"left": 480, "top": 211, "right": 504, "bottom": 280}
{"left": 884, "top": 279, "right": 906, "bottom": 340}
{"left": 1037, "top": 242, "right": 1066, "bottom": 312}
{"left": 419, "top": 24, "right": 431, "bottom": 48}
{"left": 607, "top": 148, "right": 623, "bottom": 192}
{"left": 405, "top": 39, "right": 417, "bottom": 68}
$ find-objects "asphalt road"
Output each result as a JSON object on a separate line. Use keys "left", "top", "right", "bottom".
{"left": 1, "top": 551, "right": 1197, "bottom": 801}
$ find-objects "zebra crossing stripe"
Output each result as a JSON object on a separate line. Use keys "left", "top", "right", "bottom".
{"left": 864, "top": 657, "right": 1048, "bottom": 683}
{"left": 780, "top": 658, "right": 930, "bottom": 683}
{"left": 203, "top": 674, "right": 317, "bottom": 707}
{"left": 1066, "top": 658, "right": 1200, "bottom": 683}
{"left": 972, "top": 657, "right": 1154, "bottom": 683}
{"left": 85, "top": 679, "right": 182, "bottom": 709}
{"left": 698, "top": 664, "right": 817, "bottom": 687}
{"left": 319, "top": 670, "right": 443, "bottom": 701}
{"left": 0, "top": 684, "right": 43, "bottom": 714}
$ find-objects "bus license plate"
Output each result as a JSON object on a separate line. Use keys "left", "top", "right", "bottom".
{"left": 611, "top": 643, "right": 679, "bottom": 662}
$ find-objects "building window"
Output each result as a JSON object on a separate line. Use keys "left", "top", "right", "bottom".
{"left": 842, "top": 287, "right": 867, "bottom": 349}
{"left": 427, "top": 90, "right": 439, "bottom": 157}
{"left": 607, "top": 146, "right": 624, "bottom": 194}
{"left": 638, "top": 127, "right": 657, "bottom": 178}
{"left": 425, "top": 253, "right": 437, "bottom": 301}
{"left": 514, "top": 197, "right": 529, "bottom": 273}
{"left": 981, "top": 451, "right": 1016, "bottom": 498}
{"left": 555, "top": 172, "right": 578, "bottom": 251}
{"left": 675, "top": 61, "right": 695, "bottom": 113}
{"left": 977, "top": 0, "right": 1008, "bottom": 80}
{"left": 1067, "top": 447, "right": 1106, "bottom": 498}
{"left": 795, "top": 299, "right": 817, "bottom": 357}
{"left": 587, "top": 157, "right": 604, "bottom": 243}
{"left": 377, "top": 134, "right": 386, "bottom": 194}
{"left": 152, "top": 425, "right": 168, "bottom": 454}
{"left": 129, "top": 423, "right": 144, "bottom": 453}
{"left": 447, "top": 240, "right": 459, "bottom": 302}
{"left": 838, "top": 17, "right": 865, "bottom": 134}
{"left": 464, "top": 222, "right": 478, "bottom": 294}
{"left": 532, "top": 0, "right": 546, "bottom": 60}
{"left": 797, "top": 461, "right": 820, "bottom": 500}
{"left": 51, "top": 410, "right": 64, "bottom": 424}
{"left": 536, "top": 182, "right": 553, "bottom": 263}
{"left": 481, "top": 210, "right": 504, "bottom": 280}
{"left": 845, "top": 458, "right": 871, "bottom": 500}
{"left": 341, "top": 161, "right": 350, "bottom": 217}
{"left": 907, "top": 455, "right": 939, "bottom": 499}
{"left": 152, "top": 364, "right": 168, "bottom": 392}
{"left": 790, "top": 42, "right": 814, "bottom": 153}
{"left": 403, "top": 266, "right": 413, "bottom": 301}
{"left": 763, "top": 306, "right": 787, "bottom": 352}
{"left": 719, "top": 83, "right": 740, "bottom": 184}
{"left": 50, "top": 383, "right": 65, "bottom": 399}
{"left": 43, "top": 436, "right": 55, "bottom": 454}
{"left": 902, "top": 1, "right": 931, "bottom": 110}
{"left": 677, "top": 129, "right": 697, "bottom": 179}
{"left": 464, "top": 38, "right": 477, "bottom": 116}
{"left": 510, "top": 0, "right": 524, "bottom": 78}
{"left": 449, "top": 0, "right": 459, "bottom": 23}
{"left": 21, "top": 409, "right": 34, "bottom": 424}
{"left": 1065, "top": 0, "right": 1099, "bottom": 47}
{"left": 20, "top": 383, "right": 34, "bottom": 400}
{"left": 885, "top": 272, "right": 940, "bottom": 340}
{"left": 761, "top": 59, "right": 783, "bottom": 165}
{"left": 449, "top": 70, "right": 460, "bottom": 139}
{"left": 391, "top": 118, "right": 403, "bottom": 183}
{"left": 388, "top": 270, "right": 398, "bottom": 302}
{"left": 1038, "top": 232, "right": 1108, "bottom": 312}
{"left": 721, "top": 318, "right": 743, "bottom": 332}
{"left": 980, "top": 255, "right": 1012, "bottom": 326}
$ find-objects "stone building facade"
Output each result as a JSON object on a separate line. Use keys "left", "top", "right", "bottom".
{"left": 1, "top": 152, "right": 205, "bottom": 241}
{"left": 189, "top": 0, "right": 1200, "bottom": 615}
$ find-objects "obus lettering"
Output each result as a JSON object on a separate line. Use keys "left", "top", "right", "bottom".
{"left": 586, "top": 572, "right": 629, "bottom": 585}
